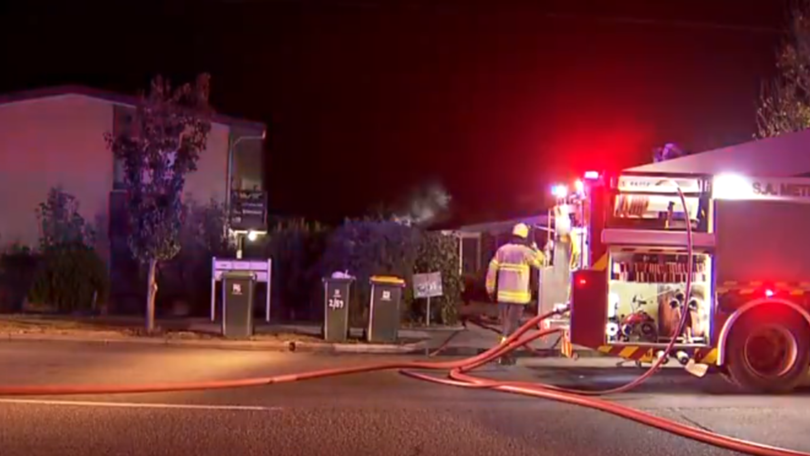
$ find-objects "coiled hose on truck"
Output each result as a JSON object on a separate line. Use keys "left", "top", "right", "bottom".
{"left": 0, "top": 181, "right": 806, "bottom": 456}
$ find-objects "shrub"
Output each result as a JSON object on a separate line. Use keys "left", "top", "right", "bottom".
{"left": 28, "top": 243, "right": 109, "bottom": 313}
{"left": 263, "top": 219, "right": 329, "bottom": 321}
{"left": 414, "top": 231, "right": 461, "bottom": 325}
{"left": 0, "top": 243, "right": 39, "bottom": 313}
{"left": 26, "top": 187, "right": 108, "bottom": 313}
{"left": 320, "top": 220, "right": 421, "bottom": 326}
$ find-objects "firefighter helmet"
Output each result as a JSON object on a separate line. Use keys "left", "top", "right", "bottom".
{"left": 512, "top": 223, "right": 530, "bottom": 239}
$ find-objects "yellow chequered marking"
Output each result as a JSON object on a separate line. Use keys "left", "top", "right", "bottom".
{"left": 718, "top": 281, "right": 810, "bottom": 296}
{"left": 593, "top": 254, "right": 608, "bottom": 271}
{"left": 560, "top": 331, "right": 575, "bottom": 358}
{"left": 637, "top": 353, "right": 655, "bottom": 363}
{"left": 618, "top": 346, "right": 638, "bottom": 358}
{"left": 561, "top": 341, "right": 574, "bottom": 358}
{"left": 697, "top": 349, "right": 718, "bottom": 365}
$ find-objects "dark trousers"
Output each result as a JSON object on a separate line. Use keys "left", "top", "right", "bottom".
{"left": 498, "top": 302, "right": 525, "bottom": 340}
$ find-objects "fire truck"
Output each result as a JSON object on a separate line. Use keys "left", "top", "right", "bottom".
{"left": 551, "top": 171, "right": 810, "bottom": 393}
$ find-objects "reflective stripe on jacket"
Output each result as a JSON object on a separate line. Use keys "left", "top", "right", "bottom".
{"left": 485, "top": 243, "right": 544, "bottom": 304}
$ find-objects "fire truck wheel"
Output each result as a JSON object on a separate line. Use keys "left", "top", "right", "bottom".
{"left": 725, "top": 306, "right": 810, "bottom": 394}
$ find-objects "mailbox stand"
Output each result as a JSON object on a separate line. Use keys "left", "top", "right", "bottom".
{"left": 211, "top": 257, "right": 272, "bottom": 322}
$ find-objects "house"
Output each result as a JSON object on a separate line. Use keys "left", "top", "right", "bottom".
{"left": 0, "top": 85, "right": 266, "bottom": 248}
{"left": 0, "top": 85, "right": 266, "bottom": 311}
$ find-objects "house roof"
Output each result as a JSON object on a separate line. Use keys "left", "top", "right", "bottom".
{"left": 0, "top": 85, "right": 266, "bottom": 131}
{"left": 625, "top": 129, "right": 810, "bottom": 176}
{"left": 456, "top": 214, "right": 550, "bottom": 234}
{"left": 430, "top": 212, "right": 550, "bottom": 234}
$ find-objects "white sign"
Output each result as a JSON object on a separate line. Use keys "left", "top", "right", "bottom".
{"left": 381, "top": 290, "right": 391, "bottom": 301}
{"left": 212, "top": 258, "right": 271, "bottom": 282}
{"left": 214, "top": 260, "right": 269, "bottom": 272}
{"left": 413, "top": 272, "right": 443, "bottom": 299}
{"left": 713, "top": 174, "right": 810, "bottom": 203}
{"left": 617, "top": 176, "right": 702, "bottom": 194}
{"left": 210, "top": 257, "right": 272, "bottom": 323}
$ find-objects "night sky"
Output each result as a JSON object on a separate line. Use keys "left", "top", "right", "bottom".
{"left": 0, "top": 0, "right": 790, "bottom": 224}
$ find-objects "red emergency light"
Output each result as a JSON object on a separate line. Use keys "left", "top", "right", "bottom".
{"left": 754, "top": 284, "right": 776, "bottom": 298}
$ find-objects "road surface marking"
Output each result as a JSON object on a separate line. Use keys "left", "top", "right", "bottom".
{"left": 0, "top": 398, "right": 283, "bottom": 412}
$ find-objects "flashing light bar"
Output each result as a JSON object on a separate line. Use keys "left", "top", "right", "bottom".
{"left": 551, "top": 184, "right": 568, "bottom": 198}
{"left": 713, "top": 173, "right": 752, "bottom": 200}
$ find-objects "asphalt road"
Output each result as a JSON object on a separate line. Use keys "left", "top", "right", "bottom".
{"left": 0, "top": 341, "right": 808, "bottom": 456}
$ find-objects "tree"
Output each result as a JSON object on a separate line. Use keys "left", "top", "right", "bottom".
{"left": 180, "top": 198, "right": 233, "bottom": 256}
{"left": 757, "top": 1, "right": 810, "bottom": 138}
{"left": 105, "top": 75, "right": 213, "bottom": 331}
{"left": 36, "top": 186, "right": 95, "bottom": 250}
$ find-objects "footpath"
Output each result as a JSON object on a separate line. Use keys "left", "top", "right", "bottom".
{"left": 0, "top": 314, "right": 600, "bottom": 357}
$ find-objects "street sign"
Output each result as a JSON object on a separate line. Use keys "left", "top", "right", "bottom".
{"left": 229, "top": 189, "right": 267, "bottom": 231}
{"left": 213, "top": 259, "right": 270, "bottom": 281}
{"left": 413, "top": 272, "right": 443, "bottom": 299}
{"left": 413, "top": 272, "right": 442, "bottom": 327}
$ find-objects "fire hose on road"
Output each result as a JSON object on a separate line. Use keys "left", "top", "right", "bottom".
{"left": 0, "top": 183, "right": 807, "bottom": 456}
{"left": 0, "top": 311, "right": 804, "bottom": 456}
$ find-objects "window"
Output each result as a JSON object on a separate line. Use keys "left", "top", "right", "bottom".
{"left": 113, "top": 157, "right": 126, "bottom": 190}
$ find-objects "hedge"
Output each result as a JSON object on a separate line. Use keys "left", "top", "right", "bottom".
{"left": 319, "top": 220, "right": 460, "bottom": 326}
{"left": 263, "top": 219, "right": 329, "bottom": 321}
{"left": 414, "top": 231, "right": 461, "bottom": 325}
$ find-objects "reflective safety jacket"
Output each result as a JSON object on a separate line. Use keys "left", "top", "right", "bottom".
{"left": 485, "top": 243, "right": 545, "bottom": 304}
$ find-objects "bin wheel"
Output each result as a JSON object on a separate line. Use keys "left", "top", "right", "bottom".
{"left": 725, "top": 306, "right": 810, "bottom": 394}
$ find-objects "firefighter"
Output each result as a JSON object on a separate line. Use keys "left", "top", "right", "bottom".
{"left": 485, "top": 222, "right": 545, "bottom": 365}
